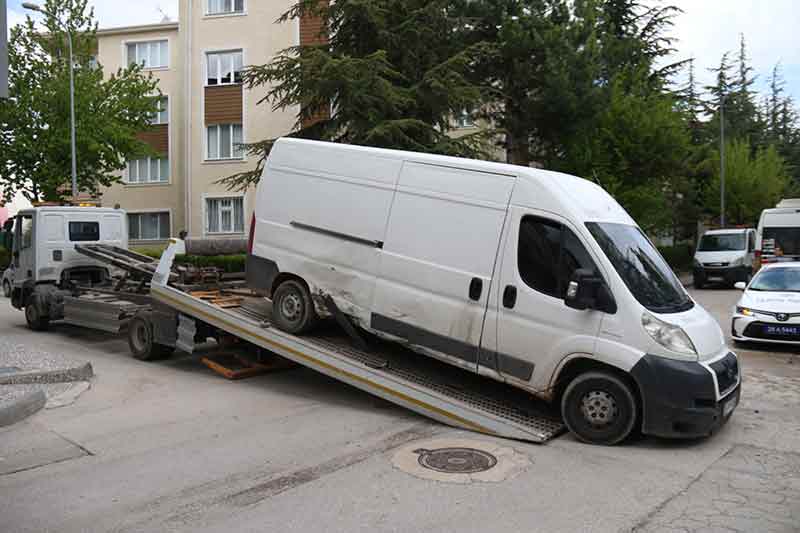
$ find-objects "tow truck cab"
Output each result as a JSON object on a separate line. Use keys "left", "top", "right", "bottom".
{"left": 10, "top": 206, "right": 127, "bottom": 313}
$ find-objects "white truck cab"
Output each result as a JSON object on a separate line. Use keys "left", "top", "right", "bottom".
{"left": 756, "top": 199, "right": 800, "bottom": 269}
{"left": 692, "top": 228, "right": 756, "bottom": 288}
{"left": 247, "top": 139, "right": 740, "bottom": 444}
{"left": 10, "top": 206, "right": 128, "bottom": 325}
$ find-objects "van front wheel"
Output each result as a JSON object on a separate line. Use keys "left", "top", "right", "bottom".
{"left": 272, "top": 279, "right": 318, "bottom": 335}
{"left": 561, "top": 371, "right": 638, "bottom": 445}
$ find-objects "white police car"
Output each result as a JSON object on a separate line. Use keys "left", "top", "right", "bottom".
{"left": 732, "top": 262, "right": 800, "bottom": 345}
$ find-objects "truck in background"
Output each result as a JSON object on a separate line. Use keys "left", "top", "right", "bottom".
{"left": 692, "top": 228, "right": 756, "bottom": 288}
{"left": 755, "top": 199, "right": 800, "bottom": 270}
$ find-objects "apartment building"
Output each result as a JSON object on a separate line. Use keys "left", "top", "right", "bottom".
{"left": 96, "top": 0, "right": 320, "bottom": 244}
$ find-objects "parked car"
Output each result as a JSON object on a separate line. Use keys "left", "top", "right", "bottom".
{"left": 247, "top": 138, "right": 740, "bottom": 444}
{"left": 2, "top": 265, "right": 13, "bottom": 298}
{"left": 732, "top": 262, "right": 800, "bottom": 345}
{"left": 756, "top": 199, "right": 800, "bottom": 269}
{"left": 693, "top": 228, "right": 756, "bottom": 288}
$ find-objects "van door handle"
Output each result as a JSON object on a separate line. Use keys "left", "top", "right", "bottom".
{"left": 503, "top": 285, "right": 517, "bottom": 309}
{"left": 469, "top": 278, "right": 483, "bottom": 301}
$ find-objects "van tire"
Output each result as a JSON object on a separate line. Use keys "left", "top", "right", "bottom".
{"left": 2, "top": 280, "right": 10, "bottom": 298}
{"left": 128, "top": 315, "right": 173, "bottom": 361}
{"left": 272, "top": 279, "right": 318, "bottom": 334}
{"left": 25, "top": 296, "right": 50, "bottom": 331}
{"left": 561, "top": 371, "right": 638, "bottom": 446}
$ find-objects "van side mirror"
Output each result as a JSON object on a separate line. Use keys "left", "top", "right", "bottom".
{"left": 734, "top": 281, "right": 747, "bottom": 290}
{"left": 565, "top": 269, "right": 616, "bottom": 313}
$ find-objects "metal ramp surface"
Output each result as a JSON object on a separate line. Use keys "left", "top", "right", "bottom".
{"left": 151, "top": 284, "right": 566, "bottom": 443}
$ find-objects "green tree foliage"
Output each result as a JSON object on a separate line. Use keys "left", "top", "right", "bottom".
{"left": 0, "top": 0, "right": 160, "bottom": 203}
{"left": 218, "top": 0, "right": 486, "bottom": 191}
{"left": 705, "top": 140, "right": 791, "bottom": 225}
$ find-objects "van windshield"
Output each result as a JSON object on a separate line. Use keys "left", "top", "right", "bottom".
{"left": 698, "top": 233, "right": 745, "bottom": 252}
{"left": 586, "top": 223, "right": 693, "bottom": 314}
{"left": 762, "top": 227, "right": 800, "bottom": 257}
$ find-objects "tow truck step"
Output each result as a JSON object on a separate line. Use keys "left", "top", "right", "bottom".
{"left": 151, "top": 283, "right": 566, "bottom": 443}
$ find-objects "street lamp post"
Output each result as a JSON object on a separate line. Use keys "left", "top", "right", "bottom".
{"left": 720, "top": 94, "right": 727, "bottom": 228}
{"left": 22, "top": 2, "right": 78, "bottom": 203}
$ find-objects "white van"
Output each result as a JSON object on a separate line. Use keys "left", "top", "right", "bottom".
{"left": 692, "top": 228, "right": 756, "bottom": 288}
{"left": 248, "top": 139, "right": 740, "bottom": 444}
{"left": 756, "top": 199, "right": 800, "bottom": 268}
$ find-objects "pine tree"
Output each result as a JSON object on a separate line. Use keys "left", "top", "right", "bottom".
{"left": 219, "top": 0, "right": 486, "bottom": 191}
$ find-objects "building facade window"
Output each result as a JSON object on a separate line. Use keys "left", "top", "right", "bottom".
{"left": 150, "top": 96, "right": 169, "bottom": 125}
{"left": 128, "top": 212, "right": 170, "bottom": 241}
{"left": 207, "top": 0, "right": 245, "bottom": 15}
{"left": 206, "top": 50, "right": 243, "bottom": 86}
{"left": 127, "top": 40, "right": 169, "bottom": 69}
{"left": 127, "top": 157, "right": 170, "bottom": 183}
{"left": 206, "top": 197, "right": 244, "bottom": 234}
{"left": 206, "top": 124, "right": 243, "bottom": 160}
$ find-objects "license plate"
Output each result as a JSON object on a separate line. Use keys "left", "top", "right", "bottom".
{"left": 764, "top": 325, "right": 800, "bottom": 336}
{"left": 723, "top": 392, "right": 739, "bottom": 417}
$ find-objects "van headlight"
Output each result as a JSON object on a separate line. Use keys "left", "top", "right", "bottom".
{"left": 641, "top": 312, "right": 697, "bottom": 359}
{"left": 693, "top": 258, "right": 702, "bottom": 268}
{"left": 731, "top": 256, "right": 744, "bottom": 267}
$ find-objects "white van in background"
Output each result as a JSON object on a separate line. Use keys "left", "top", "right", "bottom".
{"left": 756, "top": 199, "right": 800, "bottom": 269}
{"left": 247, "top": 138, "right": 740, "bottom": 445}
{"left": 692, "top": 228, "right": 756, "bottom": 288}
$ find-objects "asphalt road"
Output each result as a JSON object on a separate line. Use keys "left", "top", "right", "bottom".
{"left": 0, "top": 290, "right": 798, "bottom": 533}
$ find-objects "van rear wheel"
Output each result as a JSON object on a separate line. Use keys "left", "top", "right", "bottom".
{"left": 561, "top": 371, "right": 638, "bottom": 446}
{"left": 272, "top": 279, "right": 318, "bottom": 335}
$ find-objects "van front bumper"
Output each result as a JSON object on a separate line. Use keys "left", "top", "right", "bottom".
{"left": 630, "top": 352, "right": 740, "bottom": 439}
{"left": 693, "top": 265, "right": 750, "bottom": 285}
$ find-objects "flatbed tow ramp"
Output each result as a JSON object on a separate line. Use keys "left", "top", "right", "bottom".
{"left": 149, "top": 242, "right": 565, "bottom": 444}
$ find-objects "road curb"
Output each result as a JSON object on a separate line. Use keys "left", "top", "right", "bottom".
{"left": 0, "top": 389, "right": 47, "bottom": 428}
{"left": 0, "top": 362, "right": 94, "bottom": 386}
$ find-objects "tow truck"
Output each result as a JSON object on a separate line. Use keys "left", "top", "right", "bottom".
{"left": 9, "top": 207, "right": 565, "bottom": 443}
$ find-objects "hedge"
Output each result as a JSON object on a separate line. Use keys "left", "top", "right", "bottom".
{"left": 658, "top": 243, "right": 694, "bottom": 272}
{"left": 138, "top": 248, "right": 246, "bottom": 274}
{"left": 0, "top": 246, "right": 9, "bottom": 270}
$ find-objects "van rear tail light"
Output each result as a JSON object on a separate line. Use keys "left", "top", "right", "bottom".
{"left": 248, "top": 214, "right": 256, "bottom": 255}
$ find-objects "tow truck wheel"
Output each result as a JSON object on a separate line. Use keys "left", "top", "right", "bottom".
{"left": 128, "top": 315, "right": 173, "bottom": 361}
{"left": 25, "top": 296, "right": 50, "bottom": 331}
{"left": 2, "top": 280, "right": 10, "bottom": 298}
{"left": 561, "top": 371, "right": 638, "bottom": 446}
{"left": 272, "top": 278, "right": 318, "bottom": 334}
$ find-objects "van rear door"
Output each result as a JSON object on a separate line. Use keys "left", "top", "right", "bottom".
{"left": 370, "top": 162, "right": 515, "bottom": 373}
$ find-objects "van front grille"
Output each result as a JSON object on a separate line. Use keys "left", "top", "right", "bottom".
{"left": 709, "top": 352, "right": 739, "bottom": 396}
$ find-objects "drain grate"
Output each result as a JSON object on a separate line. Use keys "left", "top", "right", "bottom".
{"left": 413, "top": 447, "right": 498, "bottom": 474}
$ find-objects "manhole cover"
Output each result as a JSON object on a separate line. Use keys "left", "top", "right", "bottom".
{"left": 413, "top": 447, "right": 498, "bottom": 474}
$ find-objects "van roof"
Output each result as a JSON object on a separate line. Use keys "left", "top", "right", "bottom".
{"left": 272, "top": 138, "right": 634, "bottom": 226}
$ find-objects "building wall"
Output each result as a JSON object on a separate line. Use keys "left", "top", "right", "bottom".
{"left": 96, "top": 24, "right": 185, "bottom": 245}
{"left": 181, "top": 0, "right": 300, "bottom": 239}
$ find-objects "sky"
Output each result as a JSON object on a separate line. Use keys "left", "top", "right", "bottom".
{"left": 5, "top": 0, "right": 800, "bottom": 102}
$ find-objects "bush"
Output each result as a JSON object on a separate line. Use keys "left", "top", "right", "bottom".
{"left": 135, "top": 246, "right": 245, "bottom": 274}
{"left": 0, "top": 246, "right": 9, "bottom": 270}
{"left": 174, "top": 254, "right": 246, "bottom": 274}
{"left": 658, "top": 243, "right": 694, "bottom": 272}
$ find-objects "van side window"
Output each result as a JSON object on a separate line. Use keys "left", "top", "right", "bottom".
{"left": 518, "top": 216, "right": 597, "bottom": 299}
